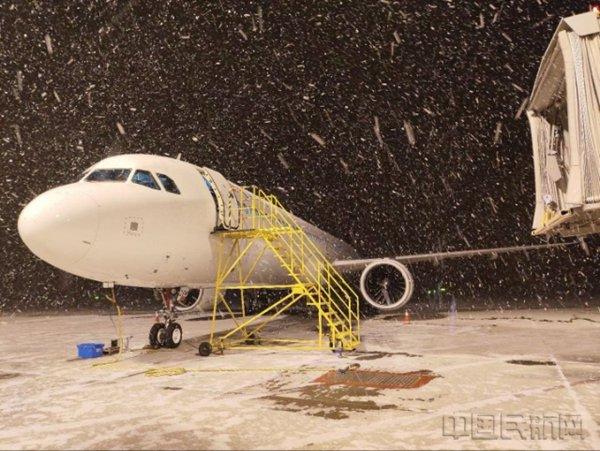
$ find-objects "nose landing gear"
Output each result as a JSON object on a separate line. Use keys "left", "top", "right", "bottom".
{"left": 198, "top": 341, "right": 212, "bottom": 357}
{"left": 149, "top": 289, "right": 183, "bottom": 349}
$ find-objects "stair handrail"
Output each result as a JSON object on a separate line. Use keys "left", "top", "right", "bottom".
{"left": 234, "top": 185, "right": 360, "bottom": 338}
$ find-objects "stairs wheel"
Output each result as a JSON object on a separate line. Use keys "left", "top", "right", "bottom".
{"left": 245, "top": 332, "right": 261, "bottom": 345}
{"left": 329, "top": 336, "right": 341, "bottom": 352}
{"left": 198, "top": 341, "right": 212, "bottom": 357}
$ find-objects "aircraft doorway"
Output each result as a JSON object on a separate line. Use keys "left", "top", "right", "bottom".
{"left": 198, "top": 168, "right": 240, "bottom": 230}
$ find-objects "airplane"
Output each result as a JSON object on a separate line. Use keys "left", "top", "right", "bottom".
{"left": 18, "top": 153, "right": 573, "bottom": 348}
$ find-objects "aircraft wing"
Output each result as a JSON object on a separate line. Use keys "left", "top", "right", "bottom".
{"left": 332, "top": 242, "right": 577, "bottom": 271}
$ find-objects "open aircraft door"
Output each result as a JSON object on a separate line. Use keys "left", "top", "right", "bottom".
{"left": 198, "top": 168, "right": 240, "bottom": 230}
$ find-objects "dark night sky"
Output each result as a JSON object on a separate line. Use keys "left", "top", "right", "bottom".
{"left": 1, "top": 0, "right": 598, "bottom": 311}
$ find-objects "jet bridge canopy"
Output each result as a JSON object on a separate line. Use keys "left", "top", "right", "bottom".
{"left": 528, "top": 11, "right": 600, "bottom": 237}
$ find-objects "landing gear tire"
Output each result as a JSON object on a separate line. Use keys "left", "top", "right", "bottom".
{"left": 198, "top": 341, "right": 212, "bottom": 357}
{"left": 165, "top": 322, "right": 183, "bottom": 348}
{"left": 149, "top": 323, "right": 167, "bottom": 348}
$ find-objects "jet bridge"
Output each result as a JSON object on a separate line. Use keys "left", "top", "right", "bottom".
{"left": 528, "top": 10, "right": 600, "bottom": 237}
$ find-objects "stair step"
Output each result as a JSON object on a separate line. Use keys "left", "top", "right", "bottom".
{"left": 332, "top": 332, "right": 357, "bottom": 340}
{"left": 233, "top": 188, "right": 360, "bottom": 349}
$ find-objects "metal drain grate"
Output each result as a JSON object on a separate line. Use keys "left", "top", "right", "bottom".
{"left": 314, "top": 369, "right": 439, "bottom": 389}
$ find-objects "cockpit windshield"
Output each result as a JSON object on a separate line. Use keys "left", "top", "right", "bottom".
{"left": 86, "top": 168, "right": 131, "bottom": 182}
{"left": 132, "top": 170, "right": 160, "bottom": 190}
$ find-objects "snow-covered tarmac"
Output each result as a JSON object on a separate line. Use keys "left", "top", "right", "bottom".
{"left": 1, "top": 308, "right": 599, "bottom": 449}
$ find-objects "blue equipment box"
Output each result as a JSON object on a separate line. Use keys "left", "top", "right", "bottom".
{"left": 77, "top": 343, "right": 104, "bottom": 359}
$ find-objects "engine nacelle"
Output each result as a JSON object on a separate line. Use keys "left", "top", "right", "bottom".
{"left": 359, "top": 259, "right": 414, "bottom": 311}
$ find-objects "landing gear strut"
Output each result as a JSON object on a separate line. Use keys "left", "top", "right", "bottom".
{"left": 149, "top": 289, "right": 183, "bottom": 349}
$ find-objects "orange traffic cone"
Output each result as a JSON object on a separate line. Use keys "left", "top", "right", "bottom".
{"left": 403, "top": 310, "right": 411, "bottom": 325}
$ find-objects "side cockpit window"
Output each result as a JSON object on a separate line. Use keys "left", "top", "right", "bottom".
{"left": 78, "top": 169, "right": 91, "bottom": 181}
{"left": 86, "top": 168, "right": 131, "bottom": 182}
{"left": 157, "top": 173, "right": 181, "bottom": 194}
{"left": 132, "top": 170, "right": 160, "bottom": 190}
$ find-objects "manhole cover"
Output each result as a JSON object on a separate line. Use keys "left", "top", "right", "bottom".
{"left": 314, "top": 369, "right": 439, "bottom": 389}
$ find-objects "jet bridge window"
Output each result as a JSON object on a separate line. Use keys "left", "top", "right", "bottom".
{"left": 86, "top": 168, "right": 131, "bottom": 182}
{"left": 157, "top": 173, "right": 181, "bottom": 194}
{"left": 132, "top": 170, "right": 160, "bottom": 190}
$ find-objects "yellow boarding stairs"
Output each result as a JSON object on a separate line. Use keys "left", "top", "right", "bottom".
{"left": 204, "top": 186, "right": 360, "bottom": 355}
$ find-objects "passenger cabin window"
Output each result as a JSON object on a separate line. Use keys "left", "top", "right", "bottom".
{"left": 86, "top": 169, "right": 131, "bottom": 182}
{"left": 132, "top": 170, "right": 160, "bottom": 190}
{"left": 157, "top": 173, "right": 181, "bottom": 194}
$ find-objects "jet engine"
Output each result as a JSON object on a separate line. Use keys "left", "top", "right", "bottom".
{"left": 359, "top": 259, "right": 414, "bottom": 310}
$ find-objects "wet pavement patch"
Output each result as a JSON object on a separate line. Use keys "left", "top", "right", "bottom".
{"left": 263, "top": 384, "right": 395, "bottom": 420}
{"left": 185, "top": 316, "right": 213, "bottom": 322}
{"left": 0, "top": 372, "right": 20, "bottom": 380}
{"left": 573, "top": 316, "right": 599, "bottom": 323}
{"left": 506, "top": 359, "right": 556, "bottom": 366}
{"left": 315, "top": 369, "right": 439, "bottom": 389}
{"left": 381, "top": 312, "right": 446, "bottom": 321}
{"left": 476, "top": 316, "right": 599, "bottom": 324}
{"left": 353, "top": 351, "right": 422, "bottom": 360}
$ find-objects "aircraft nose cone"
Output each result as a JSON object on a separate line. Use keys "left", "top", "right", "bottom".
{"left": 18, "top": 187, "right": 99, "bottom": 268}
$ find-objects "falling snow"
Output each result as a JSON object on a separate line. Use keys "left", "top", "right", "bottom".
{"left": 0, "top": 1, "right": 598, "bottom": 311}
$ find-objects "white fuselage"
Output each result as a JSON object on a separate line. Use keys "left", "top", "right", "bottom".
{"left": 18, "top": 154, "right": 357, "bottom": 290}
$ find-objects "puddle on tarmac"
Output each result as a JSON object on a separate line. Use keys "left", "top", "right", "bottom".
{"left": 506, "top": 359, "right": 556, "bottom": 366}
